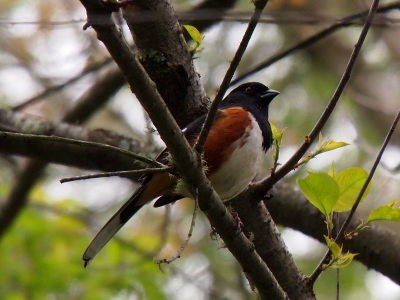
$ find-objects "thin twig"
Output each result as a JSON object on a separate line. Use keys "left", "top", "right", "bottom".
{"left": 153, "top": 205, "right": 172, "bottom": 255}
{"left": 0, "top": 131, "right": 165, "bottom": 168}
{"left": 308, "top": 0, "right": 382, "bottom": 284}
{"left": 60, "top": 167, "right": 173, "bottom": 183}
{"left": 334, "top": 213, "right": 340, "bottom": 300}
{"left": 2, "top": 11, "right": 398, "bottom": 27}
{"left": 194, "top": 0, "right": 270, "bottom": 154}
{"left": 12, "top": 58, "right": 113, "bottom": 111}
{"left": 251, "top": 0, "right": 381, "bottom": 196}
{"left": 158, "top": 188, "right": 199, "bottom": 265}
{"left": 336, "top": 268, "right": 340, "bottom": 300}
{"left": 231, "top": 1, "right": 400, "bottom": 86}
{"left": 310, "top": 107, "right": 400, "bottom": 283}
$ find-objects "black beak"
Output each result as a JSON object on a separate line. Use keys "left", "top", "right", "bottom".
{"left": 261, "top": 89, "right": 280, "bottom": 100}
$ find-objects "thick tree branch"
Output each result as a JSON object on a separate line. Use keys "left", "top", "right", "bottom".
{"left": 1, "top": 112, "right": 400, "bottom": 285}
{"left": 191, "top": 0, "right": 315, "bottom": 297}
{"left": 80, "top": 1, "right": 289, "bottom": 298}
{"left": 233, "top": 193, "right": 313, "bottom": 299}
{"left": 79, "top": 1, "right": 286, "bottom": 298}
{"left": 0, "top": 55, "right": 127, "bottom": 238}
{"left": 0, "top": 1, "right": 238, "bottom": 220}
{"left": 121, "top": 0, "right": 207, "bottom": 128}
{"left": 0, "top": 131, "right": 158, "bottom": 173}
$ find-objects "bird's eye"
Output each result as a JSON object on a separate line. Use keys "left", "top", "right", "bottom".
{"left": 245, "top": 87, "right": 253, "bottom": 94}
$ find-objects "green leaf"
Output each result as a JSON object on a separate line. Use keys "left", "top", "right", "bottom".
{"left": 318, "top": 132, "right": 323, "bottom": 147}
{"left": 270, "top": 122, "right": 285, "bottom": 146}
{"left": 270, "top": 123, "right": 286, "bottom": 172}
{"left": 270, "top": 122, "right": 278, "bottom": 136}
{"left": 333, "top": 167, "right": 371, "bottom": 212}
{"left": 328, "top": 162, "right": 335, "bottom": 177}
{"left": 323, "top": 235, "right": 357, "bottom": 269}
{"left": 319, "top": 141, "right": 349, "bottom": 153}
{"left": 367, "top": 200, "right": 400, "bottom": 223}
{"left": 324, "top": 236, "right": 341, "bottom": 258}
{"left": 296, "top": 137, "right": 349, "bottom": 168}
{"left": 331, "top": 253, "right": 358, "bottom": 269}
{"left": 297, "top": 173, "right": 340, "bottom": 216}
{"left": 183, "top": 25, "right": 203, "bottom": 45}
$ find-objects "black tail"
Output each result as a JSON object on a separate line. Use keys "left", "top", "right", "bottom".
{"left": 82, "top": 186, "right": 146, "bottom": 267}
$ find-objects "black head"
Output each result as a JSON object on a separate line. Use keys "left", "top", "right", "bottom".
{"left": 220, "top": 82, "right": 279, "bottom": 114}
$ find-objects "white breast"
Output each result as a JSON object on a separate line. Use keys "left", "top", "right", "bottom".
{"left": 208, "top": 114, "right": 265, "bottom": 201}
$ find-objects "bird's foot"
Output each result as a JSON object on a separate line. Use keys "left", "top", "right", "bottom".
{"left": 231, "top": 211, "right": 244, "bottom": 234}
{"left": 263, "top": 193, "right": 273, "bottom": 200}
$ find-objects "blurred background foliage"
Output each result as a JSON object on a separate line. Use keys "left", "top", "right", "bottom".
{"left": 1, "top": 0, "right": 400, "bottom": 299}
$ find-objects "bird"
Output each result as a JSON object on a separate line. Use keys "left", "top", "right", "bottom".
{"left": 83, "top": 82, "right": 279, "bottom": 267}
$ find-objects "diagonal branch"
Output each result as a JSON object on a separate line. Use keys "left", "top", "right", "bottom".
{"left": 231, "top": 1, "right": 400, "bottom": 86}
{"left": 2, "top": 110, "right": 400, "bottom": 285}
{"left": 194, "top": 0, "right": 270, "bottom": 154}
{"left": 296, "top": 0, "right": 381, "bottom": 284}
{"left": 250, "top": 0, "right": 381, "bottom": 197}
{"left": 268, "top": 182, "right": 400, "bottom": 285}
{"left": 310, "top": 101, "right": 400, "bottom": 283}
{"left": 233, "top": 192, "right": 313, "bottom": 299}
{"left": 121, "top": 0, "right": 207, "bottom": 128}
{"left": 0, "top": 0, "right": 235, "bottom": 243}
{"left": 180, "top": 0, "right": 238, "bottom": 32}
{"left": 79, "top": 1, "right": 286, "bottom": 298}
{"left": 12, "top": 58, "right": 115, "bottom": 111}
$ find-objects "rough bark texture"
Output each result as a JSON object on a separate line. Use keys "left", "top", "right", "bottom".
{"left": 123, "top": 0, "right": 208, "bottom": 128}
{"left": 234, "top": 195, "right": 314, "bottom": 299}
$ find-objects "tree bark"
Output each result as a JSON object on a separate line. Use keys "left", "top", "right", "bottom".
{"left": 1, "top": 113, "right": 400, "bottom": 286}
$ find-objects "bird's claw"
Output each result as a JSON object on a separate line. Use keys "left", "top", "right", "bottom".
{"left": 231, "top": 211, "right": 244, "bottom": 234}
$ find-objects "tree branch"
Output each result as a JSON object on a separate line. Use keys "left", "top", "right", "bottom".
{"left": 0, "top": 51, "right": 127, "bottom": 239}
{"left": 191, "top": 0, "right": 315, "bottom": 297}
{"left": 195, "top": 0, "right": 270, "bottom": 154}
{"left": 233, "top": 192, "right": 313, "bottom": 299}
{"left": 311, "top": 95, "right": 400, "bottom": 283}
{"left": 0, "top": 131, "right": 161, "bottom": 172}
{"left": 268, "top": 182, "right": 400, "bottom": 286}
{"left": 180, "top": 0, "right": 238, "bottom": 32}
{"left": 121, "top": 0, "right": 208, "bottom": 128}
{"left": 250, "top": 0, "right": 380, "bottom": 196}
{"left": 79, "top": 0, "right": 286, "bottom": 297}
{"left": 11, "top": 58, "right": 115, "bottom": 111}
{"left": 60, "top": 166, "right": 173, "bottom": 183}
{"left": 231, "top": 1, "right": 400, "bottom": 86}
{"left": 2, "top": 110, "right": 400, "bottom": 285}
